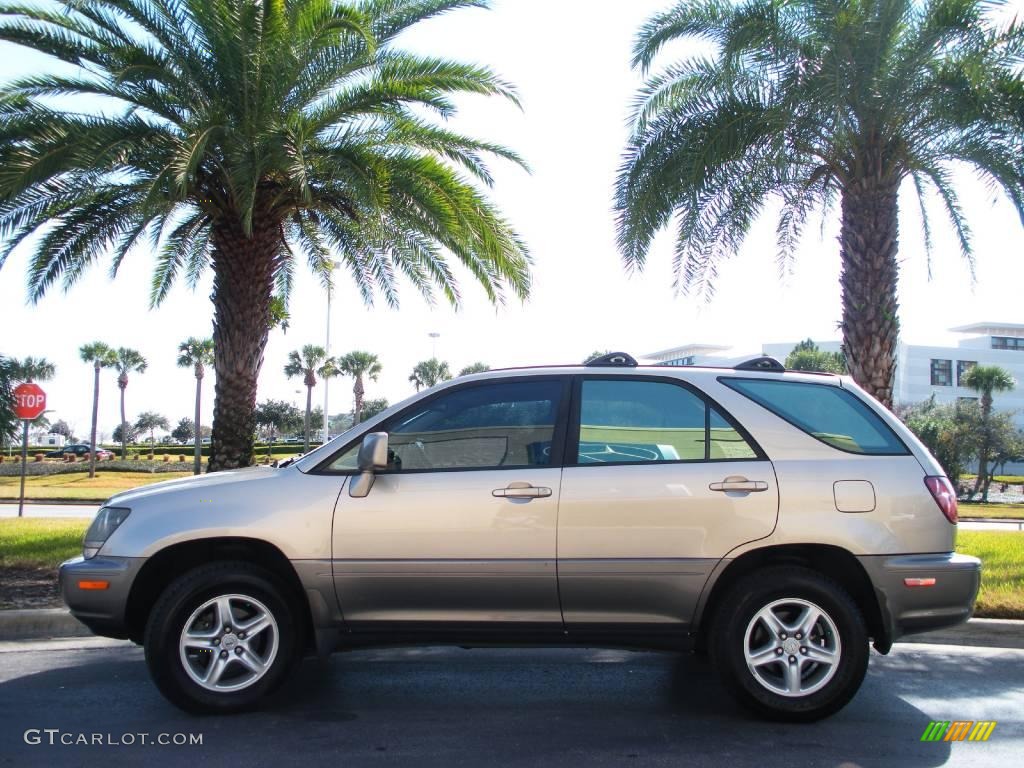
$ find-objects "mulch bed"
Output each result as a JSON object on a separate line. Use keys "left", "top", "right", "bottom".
{"left": 0, "top": 566, "right": 62, "bottom": 610}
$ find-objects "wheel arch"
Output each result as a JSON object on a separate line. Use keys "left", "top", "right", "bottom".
{"left": 694, "top": 543, "right": 888, "bottom": 654}
{"left": 125, "top": 537, "right": 314, "bottom": 648}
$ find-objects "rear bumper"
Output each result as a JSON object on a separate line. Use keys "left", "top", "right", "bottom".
{"left": 59, "top": 555, "right": 145, "bottom": 639}
{"left": 858, "top": 552, "right": 981, "bottom": 648}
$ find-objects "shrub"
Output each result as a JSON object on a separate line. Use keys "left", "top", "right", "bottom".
{"left": 0, "top": 461, "right": 192, "bottom": 477}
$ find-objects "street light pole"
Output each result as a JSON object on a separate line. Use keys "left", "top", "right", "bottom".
{"left": 429, "top": 332, "right": 440, "bottom": 360}
{"left": 323, "top": 261, "right": 341, "bottom": 444}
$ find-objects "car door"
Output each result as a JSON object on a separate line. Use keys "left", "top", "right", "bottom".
{"left": 557, "top": 375, "right": 779, "bottom": 629}
{"left": 328, "top": 376, "right": 569, "bottom": 628}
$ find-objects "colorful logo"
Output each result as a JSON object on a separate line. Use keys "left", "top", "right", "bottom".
{"left": 921, "top": 721, "right": 997, "bottom": 742}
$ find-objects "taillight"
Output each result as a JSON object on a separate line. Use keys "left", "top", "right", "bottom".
{"left": 924, "top": 476, "right": 958, "bottom": 524}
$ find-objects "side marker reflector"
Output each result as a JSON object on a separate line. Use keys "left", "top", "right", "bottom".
{"left": 78, "top": 580, "right": 110, "bottom": 590}
{"left": 904, "top": 577, "right": 936, "bottom": 587}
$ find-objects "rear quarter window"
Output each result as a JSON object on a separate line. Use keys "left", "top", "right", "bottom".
{"left": 719, "top": 378, "right": 908, "bottom": 456}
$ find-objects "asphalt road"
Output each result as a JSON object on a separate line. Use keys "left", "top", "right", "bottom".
{"left": 0, "top": 638, "right": 1020, "bottom": 768}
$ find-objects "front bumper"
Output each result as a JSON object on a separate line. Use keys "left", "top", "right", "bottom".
{"left": 858, "top": 552, "right": 981, "bottom": 649}
{"left": 59, "top": 556, "right": 145, "bottom": 639}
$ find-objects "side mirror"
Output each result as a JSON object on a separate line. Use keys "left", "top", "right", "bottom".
{"left": 350, "top": 432, "right": 388, "bottom": 497}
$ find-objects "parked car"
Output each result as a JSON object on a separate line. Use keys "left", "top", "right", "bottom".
{"left": 46, "top": 443, "right": 114, "bottom": 460}
{"left": 60, "top": 354, "right": 979, "bottom": 719}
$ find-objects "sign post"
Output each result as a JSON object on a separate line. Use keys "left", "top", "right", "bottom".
{"left": 13, "top": 382, "right": 47, "bottom": 518}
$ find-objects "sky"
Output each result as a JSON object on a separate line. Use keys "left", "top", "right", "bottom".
{"left": 2, "top": 0, "right": 1024, "bottom": 440}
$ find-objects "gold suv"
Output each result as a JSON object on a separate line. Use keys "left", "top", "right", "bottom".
{"left": 61, "top": 353, "right": 980, "bottom": 720}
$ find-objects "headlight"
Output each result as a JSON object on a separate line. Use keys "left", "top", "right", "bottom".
{"left": 83, "top": 507, "right": 131, "bottom": 559}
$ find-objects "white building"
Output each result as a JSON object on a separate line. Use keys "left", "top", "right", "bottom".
{"left": 645, "top": 321, "right": 1024, "bottom": 425}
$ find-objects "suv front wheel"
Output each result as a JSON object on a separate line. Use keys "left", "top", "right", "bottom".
{"left": 711, "top": 565, "right": 869, "bottom": 722}
{"left": 144, "top": 561, "right": 303, "bottom": 713}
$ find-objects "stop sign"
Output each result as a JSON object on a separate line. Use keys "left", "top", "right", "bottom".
{"left": 13, "top": 382, "right": 46, "bottom": 420}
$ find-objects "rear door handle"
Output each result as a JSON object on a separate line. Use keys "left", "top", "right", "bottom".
{"left": 709, "top": 476, "right": 769, "bottom": 493}
{"left": 492, "top": 483, "right": 552, "bottom": 499}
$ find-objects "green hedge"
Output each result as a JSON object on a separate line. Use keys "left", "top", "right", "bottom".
{"left": 113, "top": 443, "right": 314, "bottom": 457}
{"left": 3, "top": 442, "right": 315, "bottom": 459}
{"left": 0, "top": 460, "right": 193, "bottom": 477}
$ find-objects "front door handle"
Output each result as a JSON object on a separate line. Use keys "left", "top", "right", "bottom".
{"left": 492, "top": 482, "right": 552, "bottom": 499}
{"left": 709, "top": 476, "right": 769, "bottom": 493}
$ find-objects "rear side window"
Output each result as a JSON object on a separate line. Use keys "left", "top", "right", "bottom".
{"left": 575, "top": 379, "right": 759, "bottom": 463}
{"left": 720, "top": 378, "right": 908, "bottom": 455}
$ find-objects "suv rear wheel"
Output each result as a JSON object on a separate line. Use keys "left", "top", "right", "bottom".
{"left": 144, "top": 561, "right": 303, "bottom": 713}
{"left": 710, "top": 565, "right": 869, "bottom": 721}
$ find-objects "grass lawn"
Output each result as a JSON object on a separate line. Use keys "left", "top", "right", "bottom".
{"left": 958, "top": 503, "right": 1024, "bottom": 520}
{"left": 0, "top": 471, "right": 191, "bottom": 501}
{"left": 956, "top": 531, "right": 1024, "bottom": 620}
{"left": 0, "top": 518, "right": 88, "bottom": 568}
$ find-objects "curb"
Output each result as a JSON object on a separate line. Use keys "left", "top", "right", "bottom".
{"left": 902, "top": 618, "right": 1024, "bottom": 650}
{"left": 0, "top": 608, "right": 92, "bottom": 641}
{"left": 1, "top": 608, "right": 1021, "bottom": 648}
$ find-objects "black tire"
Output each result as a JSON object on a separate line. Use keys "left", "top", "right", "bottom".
{"left": 144, "top": 561, "right": 304, "bottom": 714}
{"left": 710, "top": 565, "right": 869, "bottom": 722}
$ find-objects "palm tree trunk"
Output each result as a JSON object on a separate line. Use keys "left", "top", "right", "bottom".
{"left": 88, "top": 362, "right": 100, "bottom": 479}
{"left": 193, "top": 373, "right": 202, "bottom": 475}
{"left": 208, "top": 218, "right": 279, "bottom": 472}
{"left": 304, "top": 384, "right": 312, "bottom": 453}
{"left": 839, "top": 160, "right": 901, "bottom": 409}
{"left": 119, "top": 383, "right": 127, "bottom": 460}
{"left": 973, "top": 391, "right": 994, "bottom": 498}
{"left": 149, "top": 429, "right": 155, "bottom": 459}
{"left": 353, "top": 375, "right": 365, "bottom": 425}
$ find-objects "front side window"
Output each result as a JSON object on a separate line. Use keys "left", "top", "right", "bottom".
{"left": 930, "top": 359, "right": 953, "bottom": 386}
{"left": 721, "top": 378, "right": 907, "bottom": 455}
{"left": 575, "top": 379, "right": 757, "bottom": 464}
{"left": 326, "top": 379, "right": 562, "bottom": 472}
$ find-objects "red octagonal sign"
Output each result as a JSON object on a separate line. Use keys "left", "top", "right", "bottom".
{"left": 13, "top": 382, "right": 46, "bottom": 420}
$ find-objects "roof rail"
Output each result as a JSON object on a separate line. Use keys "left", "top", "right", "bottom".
{"left": 734, "top": 356, "right": 785, "bottom": 372}
{"left": 586, "top": 352, "right": 638, "bottom": 367}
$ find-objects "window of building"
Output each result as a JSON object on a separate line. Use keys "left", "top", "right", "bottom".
{"left": 991, "top": 337, "right": 1024, "bottom": 351}
{"left": 660, "top": 356, "right": 695, "bottom": 367}
{"left": 721, "top": 378, "right": 908, "bottom": 455}
{"left": 956, "top": 360, "right": 976, "bottom": 386}
{"left": 930, "top": 359, "right": 953, "bottom": 386}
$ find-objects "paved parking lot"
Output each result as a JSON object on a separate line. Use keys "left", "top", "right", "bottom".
{"left": 0, "top": 638, "right": 1021, "bottom": 767}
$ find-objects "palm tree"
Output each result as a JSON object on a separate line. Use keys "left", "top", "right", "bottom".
{"left": 113, "top": 348, "right": 148, "bottom": 459}
{"left": 409, "top": 358, "right": 452, "bottom": 392}
{"left": 135, "top": 411, "right": 170, "bottom": 459}
{"left": 458, "top": 362, "right": 490, "bottom": 376}
{"left": 0, "top": 0, "right": 532, "bottom": 472}
{"left": 337, "top": 352, "right": 382, "bottom": 425}
{"left": 616, "top": 0, "right": 1024, "bottom": 408}
{"left": 962, "top": 364, "right": 1016, "bottom": 500}
{"left": 0, "top": 356, "right": 14, "bottom": 450}
{"left": 79, "top": 342, "right": 117, "bottom": 478}
{"left": 11, "top": 357, "right": 56, "bottom": 383}
{"left": 285, "top": 346, "right": 339, "bottom": 453}
{"left": 178, "top": 337, "right": 215, "bottom": 475}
